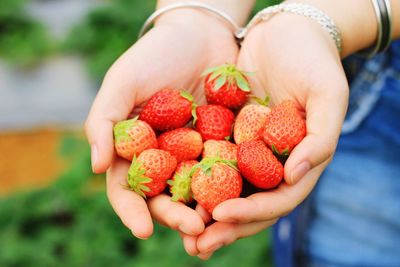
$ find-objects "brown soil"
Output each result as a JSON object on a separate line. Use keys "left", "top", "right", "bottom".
{"left": 0, "top": 129, "right": 72, "bottom": 195}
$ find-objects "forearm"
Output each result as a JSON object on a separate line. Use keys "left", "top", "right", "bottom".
{"left": 157, "top": 0, "right": 256, "bottom": 26}
{"left": 285, "top": 0, "right": 400, "bottom": 57}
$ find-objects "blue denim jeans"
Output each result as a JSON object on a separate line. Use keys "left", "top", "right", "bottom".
{"left": 273, "top": 41, "right": 400, "bottom": 267}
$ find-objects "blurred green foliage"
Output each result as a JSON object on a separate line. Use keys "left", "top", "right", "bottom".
{"left": 63, "top": 0, "right": 156, "bottom": 80}
{"left": 0, "top": 135, "right": 273, "bottom": 267}
{"left": 64, "top": 0, "right": 282, "bottom": 81}
{"left": 0, "top": 0, "right": 52, "bottom": 66}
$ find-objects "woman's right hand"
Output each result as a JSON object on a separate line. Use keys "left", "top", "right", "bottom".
{"left": 84, "top": 9, "right": 239, "bottom": 240}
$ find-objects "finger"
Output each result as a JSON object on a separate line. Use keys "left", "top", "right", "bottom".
{"left": 177, "top": 204, "right": 212, "bottom": 256}
{"left": 197, "top": 220, "right": 275, "bottom": 254}
{"left": 177, "top": 204, "right": 210, "bottom": 256}
{"left": 198, "top": 252, "right": 214, "bottom": 261}
{"left": 236, "top": 42, "right": 266, "bottom": 99}
{"left": 107, "top": 158, "right": 153, "bottom": 239}
{"left": 213, "top": 161, "right": 328, "bottom": 223}
{"left": 85, "top": 65, "right": 137, "bottom": 174}
{"left": 148, "top": 195, "right": 205, "bottom": 235}
{"left": 196, "top": 204, "right": 212, "bottom": 224}
{"left": 180, "top": 232, "right": 200, "bottom": 256}
{"left": 285, "top": 82, "right": 348, "bottom": 184}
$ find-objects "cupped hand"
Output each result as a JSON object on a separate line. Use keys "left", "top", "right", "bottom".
{"left": 191, "top": 13, "right": 350, "bottom": 257}
{"left": 85, "top": 10, "right": 239, "bottom": 240}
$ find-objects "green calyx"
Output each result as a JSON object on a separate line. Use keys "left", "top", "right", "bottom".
{"left": 113, "top": 116, "right": 138, "bottom": 142}
{"left": 192, "top": 102, "right": 198, "bottom": 126}
{"left": 250, "top": 95, "right": 270, "bottom": 107}
{"left": 180, "top": 90, "right": 194, "bottom": 102}
{"left": 167, "top": 166, "right": 193, "bottom": 203}
{"left": 180, "top": 90, "right": 198, "bottom": 126}
{"left": 127, "top": 156, "right": 152, "bottom": 198}
{"left": 202, "top": 64, "right": 251, "bottom": 93}
{"left": 271, "top": 144, "right": 289, "bottom": 156}
{"left": 271, "top": 144, "right": 289, "bottom": 165}
{"left": 191, "top": 156, "right": 238, "bottom": 177}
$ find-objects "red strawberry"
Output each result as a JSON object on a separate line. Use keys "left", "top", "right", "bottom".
{"left": 194, "top": 105, "right": 234, "bottom": 141}
{"left": 139, "top": 89, "right": 195, "bottom": 131}
{"left": 262, "top": 100, "right": 306, "bottom": 155}
{"left": 238, "top": 140, "right": 283, "bottom": 189}
{"left": 234, "top": 98, "right": 271, "bottom": 145}
{"left": 127, "top": 149, "right": 177, "bottom": 198}
{"left": 113, "top": 117, "right": 158, "bottom": 161}
{"left": 168, "top": 160, "right": 198, "bottom": 203}
{"left": 158, "top": 128, "right": 203, "bottom": 163}
{"left": 203, "top": 140, "right": 237, "bottom": 161}
{"left": 203, "top": 64, "right": 251, "bottom": 109}
{"left": 191, "top": 157, "right": 242, "bottom": 214}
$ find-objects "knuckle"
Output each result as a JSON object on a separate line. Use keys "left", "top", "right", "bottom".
{"left": 321, "top": 138, "right": 337, "bottom": 159}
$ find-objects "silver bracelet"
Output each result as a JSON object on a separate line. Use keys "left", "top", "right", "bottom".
{"left": 138, "top": 2, "right": 241, "bottom": 38}
{"left": 358, "top": 0, "right": 392, "bottom": 58}
{"left": 238, "top": 3, "right": 343, "bottom": 54}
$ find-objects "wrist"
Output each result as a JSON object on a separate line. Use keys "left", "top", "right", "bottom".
{"left": 283, "top": 0, "right": 375, "bottom": 57}
{"left": 391, "top": 0, "right": 400, "bottom": 39}
{"left": 157, "top": 0, "right": 256, "bottom": 26}
{"left": 284, "top": 0, "right": 399, "bottom": 57}
{"left": 154, "top": 8, "right": 234, "bottom": 39}
{"left": 250, "top": 12, "right": 341, "bottom": 60}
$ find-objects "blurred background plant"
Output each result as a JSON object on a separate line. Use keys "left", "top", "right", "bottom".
{"left": 0, "top": 0, "right": 52, "bottom": 67}
{"left": 63, "top": 0, "right": 283, "bottom": 80}
{"left": 0, "top": 0, "right": 280, "bottom": 266}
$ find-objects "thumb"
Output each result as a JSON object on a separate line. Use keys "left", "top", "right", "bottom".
{"left": 284, "top": 87, "right": 348, "bottom": 184}
{"left": 85, "top": 72, "right": 136, "bottom": 174}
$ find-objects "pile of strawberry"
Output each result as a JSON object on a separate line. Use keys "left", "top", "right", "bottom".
{"left": 113, "top": 64, "right": 306, "bottom": 214}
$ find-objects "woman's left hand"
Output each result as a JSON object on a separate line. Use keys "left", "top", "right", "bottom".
{"left": 182, "top": 12, "right": 350, "bottom": 259}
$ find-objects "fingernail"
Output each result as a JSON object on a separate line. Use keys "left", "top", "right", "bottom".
{"left": 207, "top": 243, "right": 223, "bottom": 253}
{"left": 131, "top": 230, "right": 148, "bottom": 240}
{"left": 179, "top": 224, "right": 194, "bottom": 235}
{"left": 198, "top": 252, "right": 213, "bottom": 260}
{"left": 212, "top": 209, "right": 223, "bottom": 221}
{"left": 290, "top": 161, "right": 311, "bottom": 184}
{"left": 91, "top": 144, "right": 98, "bottom": 172}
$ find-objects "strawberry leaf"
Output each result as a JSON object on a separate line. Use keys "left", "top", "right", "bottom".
{"left": 251, "top": 95, "right": 270, "bottom": 106}
{"left": 191, "top": 103, "right": 198, "bottom": 126}
{"left": 201, "top": 65, "right": 223, "bottom": 77}
{"left": 171, "top": 194, "right": 180, "bottom": 202}
{"left": 234, "top": 73, "right": 251, "bottom": 92}
{"left": 180, "top": 91, "right": 194, "bottom": 102}
{"left": 221, "top": 159, "right": 239, "bottom": 171}
{"left": 214, "top": 74, "right": 227, "bottom": 91}
{"left": 271, "top": 144, "right": 290, "bottom": 157}
{"left": 208, "top": 69, "right": 224, "bottom": 81}
{"left": 140, "top": 184, "right": 151, "bottom": 192}
{"left": 281, "top": 148, "right": 290, "bottom": 156}
{"left": 114, "top": 118, "right": 138, "bottom": 142}
{"left": 126, "top": 157, "right": 153, "bottom": 198}
{"left": 169, "top": 167, "right": 193, "bottom": 203}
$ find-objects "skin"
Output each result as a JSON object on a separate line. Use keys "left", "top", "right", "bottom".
{"left": 85, "top": 6, "right": 242, "bottom": 240}
{"left": 85, "top": 0, "right": 400, "bottom": 260}
{"left": 188, "top": 0, "right": 400, "bottom": 259}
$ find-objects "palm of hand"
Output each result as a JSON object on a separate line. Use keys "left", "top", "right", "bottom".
{"left": 120, "top": 25, "right": 239, "bottom": 111}
{"left": 189, "top": 18, "right": 350, "bottom": 258}
{"left": 86, "top": 23, "right": 240, "bottom": 240}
